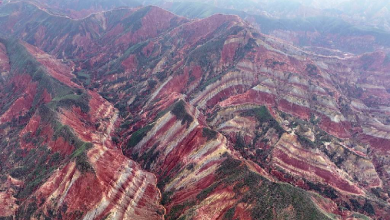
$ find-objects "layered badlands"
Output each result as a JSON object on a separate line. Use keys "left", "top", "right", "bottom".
{"left": 0, "top": 1, "right": 389, "bottom": 220}
{"left": 0, "top": 40, "right": 163, "bottom": 219}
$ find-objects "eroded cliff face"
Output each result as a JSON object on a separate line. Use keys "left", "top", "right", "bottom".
{"left": 0, "top": 2, "right": 389, "bottom": 220}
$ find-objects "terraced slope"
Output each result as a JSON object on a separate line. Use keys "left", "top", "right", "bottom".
{"left": 0, "top": 2, "right": 389, "bottom": 220}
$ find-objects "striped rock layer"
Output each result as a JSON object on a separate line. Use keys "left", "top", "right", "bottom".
{"left": 0, "top": 2, "right": 389, "bottom": 220}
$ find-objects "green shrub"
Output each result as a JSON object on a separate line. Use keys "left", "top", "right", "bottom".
{"left": 15, "top": 201, "right": 37, "bottom": 219}
{"left": 362, "top": 200, "right": 375, "bottom": 215}
{"left": 156, "top": 72, "right": 167, "bottom": 81}
{"left": 171, "top": 100, "right": 193, "bottom": 126}
{"left": 350, "top": 199, "right": 361, "bottom": 210}
{"left": 75, "top": 71, "right": 91, "bottom": 86}
{"left": 223, "top": 207, "right": 236, "bottom": 220}
{"left": 49, "top": 152, "right": 61, "bottom": 164}
{"left": 202, "top": 127, "right": 217, "bottom": 141}
{"left": 166, "top": 201, "right": 196, "bottom": 220}
{"left": 75, "top": 152, "right": 94, "bottom": 174}
{"left": 196, "top": 183, "right": 218, "bottom": 201}
{"left": 296, "top": 133, "right": 315, "bottom": 148}
{"left": 10, "top": 167, "right": 29, "bottom": 179}
{"left": 139, "top": 144, "right": 159, "bottom": 170}
{"left": 186, "top": 37, "right": 225, "bottom": 67}
{"left": 53, "top": 125, "right": 84, "bottom": 149}
{"left": 126, "top": 124, "right": 154, "bottom": 149}
{"left": 306, "top": 64, "right": 319, "bottom": 76}
{"left": 234, "top": 133, "right": 246, "bottom": 149}
{"left": 199, "top": 75, "right": 222, "bottom": 91}
{"left": 53, "top": 93, "right": 90, "bottom": 113}
{"left": 241, "top": 106, "right": 284, "bottom": 137}
{"left": 148, "top": 79, "right": 158, "bottom": 89}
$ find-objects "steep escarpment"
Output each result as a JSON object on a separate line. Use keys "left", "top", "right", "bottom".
{"left": 0, "top": 2, "right": 389, "bottom": 220}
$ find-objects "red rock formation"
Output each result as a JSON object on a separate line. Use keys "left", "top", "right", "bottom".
{"left": 0, "top": 39, "right": 164, "bottom": 219}
{"left": 0, "top": 2, "right": 389, "bottom": 219}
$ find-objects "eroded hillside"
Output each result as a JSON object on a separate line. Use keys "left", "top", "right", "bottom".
{"left": 0, "top": 1, "right": 389, "bottom": 220}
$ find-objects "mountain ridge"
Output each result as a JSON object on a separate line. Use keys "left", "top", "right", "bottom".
{"left": 0, "top": 1, "right": 389, "bottom": 219}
